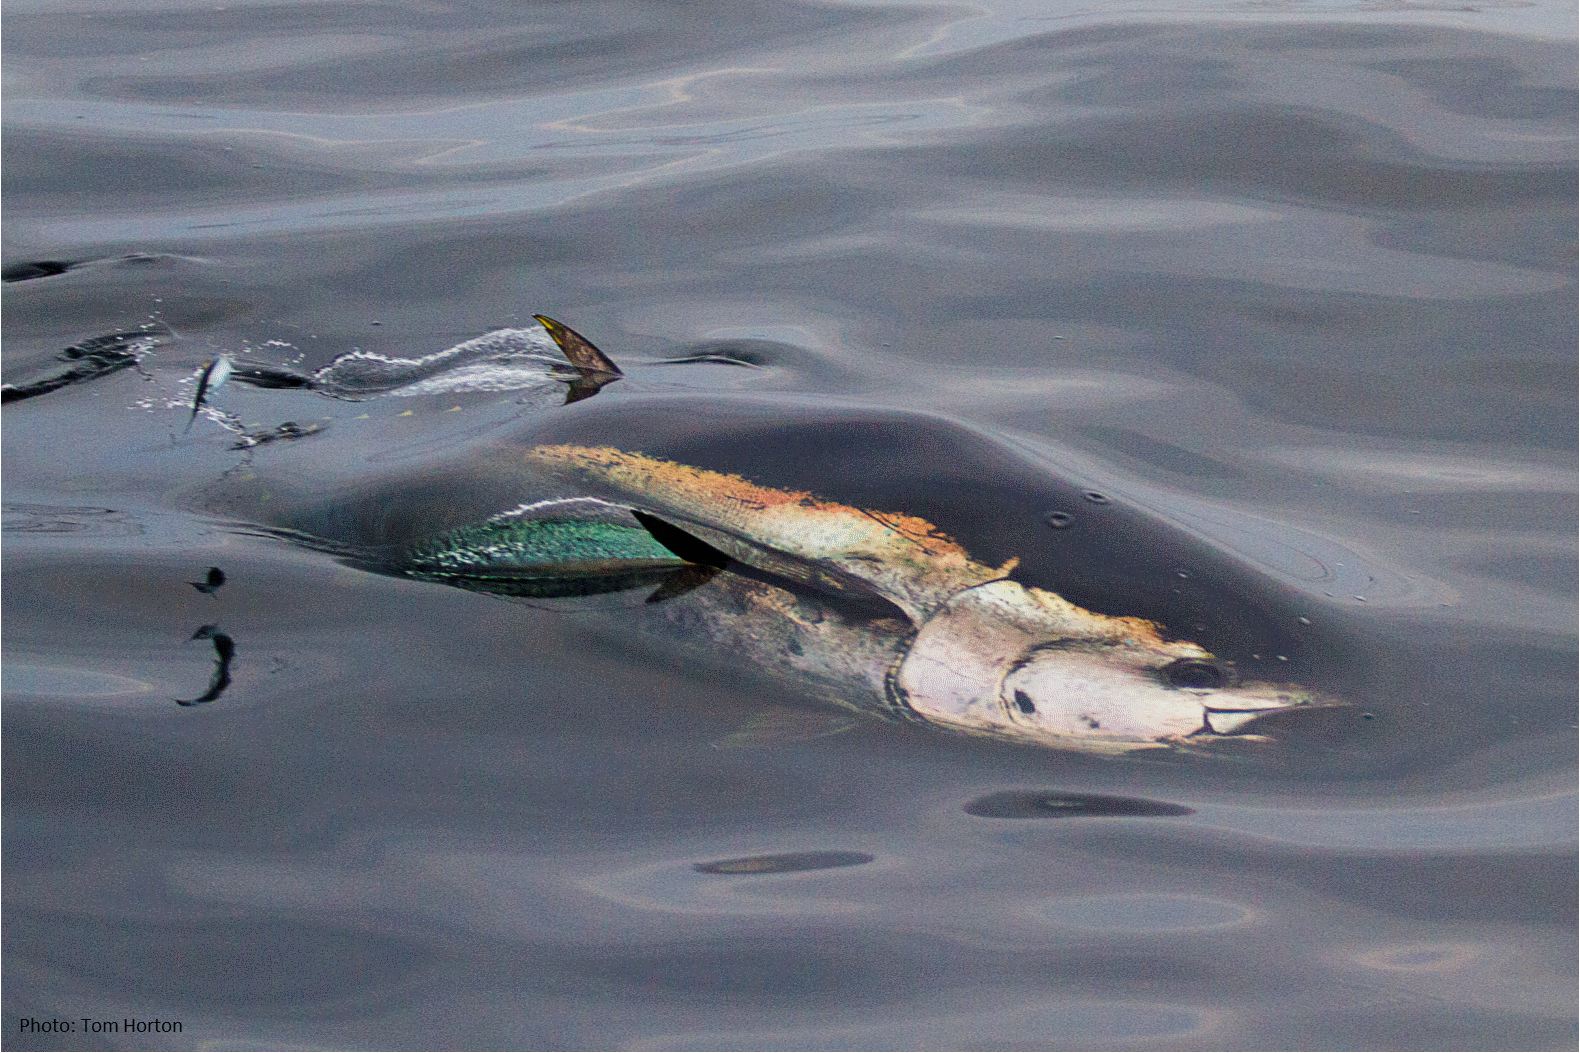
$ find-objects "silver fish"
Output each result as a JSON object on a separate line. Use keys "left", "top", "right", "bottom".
{"left": 185, "top": 355, "right": 233, "bottom": 432}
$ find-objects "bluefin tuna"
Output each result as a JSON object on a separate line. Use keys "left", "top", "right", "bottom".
{"left": 382, "top": 443, "right": 1332, "bottom": 754}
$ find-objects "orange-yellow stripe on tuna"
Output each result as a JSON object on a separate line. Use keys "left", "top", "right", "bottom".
{"left": 524, "top": 444, "right": 1017, "bottom": 621}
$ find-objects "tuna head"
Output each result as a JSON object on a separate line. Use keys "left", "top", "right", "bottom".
{"left": 889, "top": 579, "right": 1324, "bottom": 754}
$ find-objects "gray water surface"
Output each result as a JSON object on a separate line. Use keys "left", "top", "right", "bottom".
{"left": 3, "top": 2, "right": 1576, "bottom": 1049}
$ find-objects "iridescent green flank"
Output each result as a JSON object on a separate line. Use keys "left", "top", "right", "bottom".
{"left": 403, "top": 518, "right": 687, "bottom": 578}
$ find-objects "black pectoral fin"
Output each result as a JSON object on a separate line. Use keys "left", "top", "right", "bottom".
{"left": 534, "top": 315, "right": 623, "bottom": 376}
{"left": 630, "top": 510, "right": 732, "bottom": 570}
{"left": 630, "top": 509, "right": 905, "bottom": 615}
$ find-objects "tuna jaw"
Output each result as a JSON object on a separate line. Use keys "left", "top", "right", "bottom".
{"left": 890, "top": 580, "right": 1317, "bottom": 753}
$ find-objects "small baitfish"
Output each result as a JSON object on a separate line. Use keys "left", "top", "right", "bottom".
{"left": 385, "top": 443, "right": 1333, "bottom": 755}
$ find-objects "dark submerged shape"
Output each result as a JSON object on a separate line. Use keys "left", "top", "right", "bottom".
{"left": 1, "top": 260, "right": 75, "bottom": 282}
{"left": 964, "top": 791, "right": 1196, "bottom": 818}
{"left": 695, "top": 851, "right": 875, "bottom": 874}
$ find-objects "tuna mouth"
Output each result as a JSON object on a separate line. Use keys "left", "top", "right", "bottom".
{"left": 1201, "top": 703, "right": 1300, "bottom": 735}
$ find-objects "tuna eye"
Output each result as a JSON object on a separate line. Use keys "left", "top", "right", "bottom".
{"left": 1013, "top": 689, "right": 1037, "bottom": 715}
{"left": 1163, "top": 659, "right": 1226, "bottom": 689}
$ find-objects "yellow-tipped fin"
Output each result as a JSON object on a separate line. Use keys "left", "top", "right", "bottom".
{"left": 534, "top": 314, "right": 623, "bottom": 376}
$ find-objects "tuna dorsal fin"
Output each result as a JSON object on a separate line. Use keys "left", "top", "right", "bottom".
{"left": 534, "top": 315, "right": 623, "bottom": 376}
